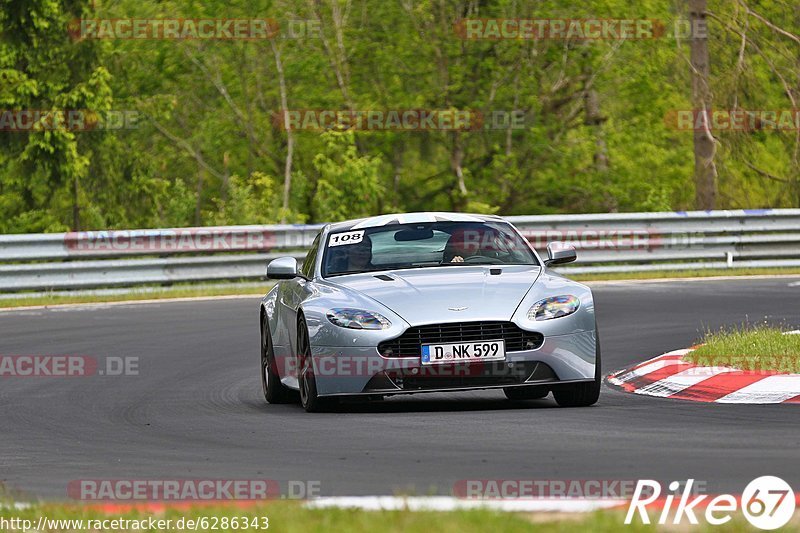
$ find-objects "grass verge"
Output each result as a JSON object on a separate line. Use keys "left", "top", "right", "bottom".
{"left": 0, "top": 284, "right": 271, "bottom": 309}
{"left": 686, "top": 326, "right": 800, "bottom": 373}
{"left": 570, "top": 266, "right": 800, "bottom": 282}
{"left": 0, "top": 500, "right": 768, "bottom": 532}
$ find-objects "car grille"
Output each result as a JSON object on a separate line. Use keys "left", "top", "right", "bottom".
{"left": 378, "top": 321, "right": 544, "bottom": 357}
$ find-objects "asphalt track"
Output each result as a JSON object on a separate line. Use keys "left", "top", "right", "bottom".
{"left": 1, "top": 277, "right": 799, "bottom": 501}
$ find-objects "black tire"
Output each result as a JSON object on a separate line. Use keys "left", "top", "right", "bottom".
{"left": 503, "top": 385, "right": 549, "bottom": 400}
{"left": 297, "top": 315, "right": 337, "bottom": 413}
{"left": 261, "top": 313, "right": 295, "bottom": 404}
{"left": 553, "top": 326, "right": 601, "bottom": 407}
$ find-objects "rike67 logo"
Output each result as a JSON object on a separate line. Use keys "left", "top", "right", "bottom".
{"left": 626, "top": 477, "right": 795, "bottom": 530}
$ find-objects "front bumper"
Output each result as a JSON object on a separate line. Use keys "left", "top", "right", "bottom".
{"left": 310, "top": 329, "right": 596, "bottom": 396}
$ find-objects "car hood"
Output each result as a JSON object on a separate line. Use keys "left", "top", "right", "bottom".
{"left": 328, "top": 265, "right": 541, "bottom": 326}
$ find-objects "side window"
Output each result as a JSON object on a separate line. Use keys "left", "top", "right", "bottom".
{"left": 300, "top": 234, "right": 321, "bottom": 278}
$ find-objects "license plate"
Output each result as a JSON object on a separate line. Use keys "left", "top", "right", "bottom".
{"left": 421, "top": 340, "right": 505, "bottom": 365}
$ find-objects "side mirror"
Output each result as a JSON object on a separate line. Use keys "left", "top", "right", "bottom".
{"left": 544, "top": 242, "right": 577, "bottom": 266}
{"left": 267, "top": 257, "right": 300, "bottom": 280}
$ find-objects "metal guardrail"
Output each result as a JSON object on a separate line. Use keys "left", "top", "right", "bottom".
{"left": 0, "top": 209, "right": 798, "bottom": 291}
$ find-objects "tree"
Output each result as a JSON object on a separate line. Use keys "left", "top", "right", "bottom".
{"left": 311, "top": 131, "right": 383, "bottom": 221}
{"left": 0, "top": 0, "right": 112, "bottom": 231}
{"left": 689, "top": 0, "right": 718, "bottom": 209}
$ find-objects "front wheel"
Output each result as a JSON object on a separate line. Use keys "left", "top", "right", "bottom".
{"left": 553, "top": 327, "right": 601, "bottom": 407}
{"left": 297, "top": 316, "right": 338, "bottom": 413}
{"left": 261, "top": 314, "right": 295, "bottom": 404}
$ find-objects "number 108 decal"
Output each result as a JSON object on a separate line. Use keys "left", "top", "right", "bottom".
{"left": 328, "top": 231, "right": 364, "bottom": 247}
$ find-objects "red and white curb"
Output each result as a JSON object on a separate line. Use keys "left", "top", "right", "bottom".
{"left": 608, "top": 346, "right": 800, "bottom": 404}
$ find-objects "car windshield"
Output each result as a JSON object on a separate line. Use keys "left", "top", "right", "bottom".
{"left": 322, "top": 221, "right": 538, "bottom": 277}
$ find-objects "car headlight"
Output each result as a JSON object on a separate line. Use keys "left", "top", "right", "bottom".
{"left": 326, "top": 308, "right": 391, "bottom": 330}
{"left": 528, "top": 295, "right": 580, "bottom": 321}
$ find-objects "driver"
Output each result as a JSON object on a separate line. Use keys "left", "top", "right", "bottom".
{"left": 442, "top": 228, "right": 484, "bottom": 263}
{"left": 345, "top": 235, "right": 374, "bottom": 272}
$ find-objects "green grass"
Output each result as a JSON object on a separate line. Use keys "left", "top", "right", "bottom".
{"left": 570, "top": 266, "right": 800, "bottom": 282}
{"left": 0, "top": 500, "right": 777, "bottom": 532}
{"left": 687, "top": 326, "right": 800, "bottom": 373}
{"left": 0, "top": 284, "right": 271, "bottom": 309}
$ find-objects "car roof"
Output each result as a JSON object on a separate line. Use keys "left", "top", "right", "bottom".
{"left": 326, "top": 212, "right": 505, "bottom": 233}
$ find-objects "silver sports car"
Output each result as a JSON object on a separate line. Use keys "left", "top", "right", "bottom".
{"left": 260, "top": 212, "right": 599, "bottom": 412}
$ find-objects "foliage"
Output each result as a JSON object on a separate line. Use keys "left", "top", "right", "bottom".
{"left": 311, "top": 132, "right": 383, "bottom": 222}
{"left": 1, "top": 0, "right": 799, "bottom": 231}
